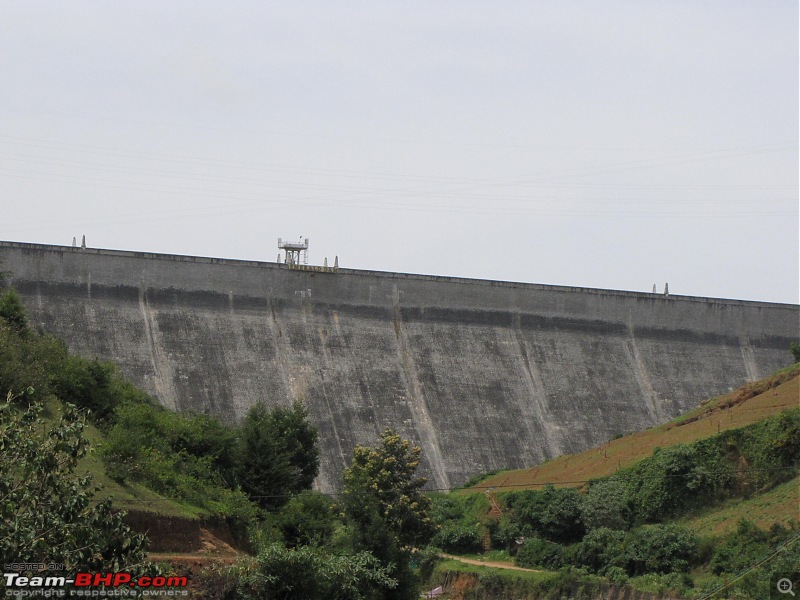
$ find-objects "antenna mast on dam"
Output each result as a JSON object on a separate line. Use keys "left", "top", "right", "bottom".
{"left": 278, "top": 237, "right": 309, "bottom": 266}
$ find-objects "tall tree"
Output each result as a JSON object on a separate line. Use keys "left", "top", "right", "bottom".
{"left": 238, "top": 401, "right": 319, "bottom": 510}
{"left": 342, "top": 428, "right": 437, "bottom": 600}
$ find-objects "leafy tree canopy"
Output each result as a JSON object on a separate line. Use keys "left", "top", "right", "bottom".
{"left": 341, "top": 429, "right": 437, "bottom": 600}
{"left": 230, "top": 543, "right": 397, "bottom": 600}
{"left": 238, "top": 401, "right": 320, "bottom": 510}
{"left": 0, "top": 289, "right": 27, "bottom": 332}
{"left": 342, "top": 428, "right": 436, "bottom": 549}
{"left": 0, "top": 392, "right": 148, "bottom": 572}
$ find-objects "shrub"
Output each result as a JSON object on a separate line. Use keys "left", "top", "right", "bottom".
{"left": 431, "top": 522, "right": 483, "bottom": 554}
{"left": 572, "top": 527, "right": 626, "bottom": 574}
{"left": 230, "top": 544, "right": 397, "bottom": 600}
{"left": 580, "top": 479, "right": 631, "bottom": 531}
{"left": 515, "top": 537, "right": 564, "bottom": 569}
{"left": 605, "top": 566, "right": 628, "bottom": 586}
{"left": 623, "top": 524, "right": 698, "bottom": 575}
{"left": 504, "top": 484, "right": 585, "bottom": 543}
{"left": 0, "top": 288, "right": 27, "bottom": 331}
{"left": 276, "top": 491, "right": 338, "bottom": 548}
{"left": 54, "top": 356, "right": 118, "bottom": 422}
{"left": 709, "top": 519, "right": 795, "bottom": 576}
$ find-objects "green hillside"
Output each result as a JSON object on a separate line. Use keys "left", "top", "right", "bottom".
{"left": 470, "top": 363, "right": 799, "bottom": 495}
{"left": 428, "top": 365, "right": 800, "bottom": 599}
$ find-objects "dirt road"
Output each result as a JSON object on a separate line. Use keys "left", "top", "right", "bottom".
{"left": 439, "top": 553, "right": 542, "bottom": 573}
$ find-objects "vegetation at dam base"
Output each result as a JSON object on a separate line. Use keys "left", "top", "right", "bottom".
{"left": 425, "top": 371, "right": 800, "bottom": 599}
{"left": 1, "top": 284, "right": 799, "bottom": 599}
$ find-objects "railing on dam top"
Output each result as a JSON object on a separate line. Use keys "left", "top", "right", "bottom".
{"left": 285, "top": 263, "right": 339, "bottom": 274}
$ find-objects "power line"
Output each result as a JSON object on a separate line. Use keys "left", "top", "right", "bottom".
{"left": 694, "top": 532, "right": 800, "bottom": 600}
{"left": 110, "top": 464, "right": 799, "bottom": 502}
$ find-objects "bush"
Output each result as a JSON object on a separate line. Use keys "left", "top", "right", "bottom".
{"left": 515, "top": 537, "right": 564, "bottom": 569}
{"left": 431, "top": 522, "right": 483, "bottom": 554}
{"left": 416, "top": 545, "right": 442, "bottom": 583}
{"left": 709, "top": 519, "right": 796, "bottom": 576}
{"left": 101, "top": 400, "right": 257, "bottom": 523}
{"left": 504, "top": 484, "right": 585, "bottom": 543}
{"left": 55, "top": 357, "right": 118, "bottom": 422}
{"left": 428, "top": 492, "right": 489, "bottom": 526}
{"left": 572, "top": 527, "right": 626, "bottom": 574}
{"left": 276, "top": 491, "right": 338, "bottom": 548}
{"left": 623, "top": 524, "right": 698, "bottom": 575}
{"left": 229, "top": 544, "right": 397, "bottom": 600}
{"left": 0, "top": 394, "right": 148, "bottom": 572}
{"left": 605, "top": 566, "right": 628, "bottom": 586}
{"left": 626, "top": 445, "right": 706, "bottom": 522}
{"left": 580, "top": 479, "right": 631, "bottom": 531}
{"left": 0, "top": 288, "right": 27, "bottom": 331}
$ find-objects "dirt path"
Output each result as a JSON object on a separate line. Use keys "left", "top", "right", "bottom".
{"left": 148, "top": 553, "right": 240, "bottom": 564}
{"left": 439, "top": 553, "right": 542, "bottom": 573}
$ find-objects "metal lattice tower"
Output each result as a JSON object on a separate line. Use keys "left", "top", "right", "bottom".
{"left": 278, "top": 237, "right": 309, "bottom": 266}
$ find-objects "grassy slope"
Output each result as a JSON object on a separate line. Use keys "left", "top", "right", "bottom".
{"left": 80, "top": 420, "right": 208, "bottom": 518}
{"left": 470, "top": 363, "right": 799, "bottom": 493}
{"left": 43, "top": 399, "right": 206, "bottom": 518}
{"left": 679, "top": 475, "right": 799, "bottom": 536}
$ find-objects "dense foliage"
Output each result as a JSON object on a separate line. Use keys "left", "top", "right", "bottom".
{"left": 430, "top": 406, "right": 800, "bottom": 598}
{"left": 228, "top": 544, "right": 398, "bottom": 600}
{"left": 0, "top": 392, "right": 148, "bottom": 572}
{"left": 503, "top": 485, "right": 585, "bottom": 543}
{"left": 238, "top": 401, "right": 319, "bottom": 509}
{"left": 428, "top": 493, "right": 488, "bottom": 553}
{"left": 342, "top": 429, "right": 437, "bottom": 600}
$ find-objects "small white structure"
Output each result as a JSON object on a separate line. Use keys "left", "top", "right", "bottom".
{"left": 278, "top": 237, "right": 309, "bottom": 266}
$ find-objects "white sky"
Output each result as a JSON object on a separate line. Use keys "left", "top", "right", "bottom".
{"left": 1, "top": 2, "right": 797, "bottom": 303}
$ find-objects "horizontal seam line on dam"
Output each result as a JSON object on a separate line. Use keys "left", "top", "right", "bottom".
{"left": 2, "top": 240, "right": 796, "bottom": 310}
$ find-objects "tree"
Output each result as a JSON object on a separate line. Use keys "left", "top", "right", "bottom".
{"left": 341, "top": 428, "right": 437, "bottom": 600}
{"left": 276, "top": 491, "right": 338, "bottom": 548}
{"left": 342, "top": 428, "right": 436, "bottom": 549}
{"left": 230, "top": 543, "right": 397, "bottom": 600}
{"left": 580, "top": 479, "right": 632, "bottom": 531}
{"left": 505, "top": 484, "right": 585, "bottom": 543}
{"left": 0, "top": 288, "right": 27, "bottom": 332}
{"left": 624, "top": 523, "right": 698, "bottom": 575}
{"left": 791, "top": 342, "right": 800, "bottom": 363}
{"left": 238, "top": 402, "right": 320, "bottom": 510}
{"left": 0, "top": 392, "right": 149, "bottom": 572}
{"left": 268, "top": 402, "right": 320, "bottom": 490}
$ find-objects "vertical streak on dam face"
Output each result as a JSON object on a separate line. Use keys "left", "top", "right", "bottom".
{"left": 1, "top": 241, "right": 798, "bottom": 489}
{"left": 739, "top": 336, "right": 760, "bottom": 382}
{"left": 625, "top": 325, "right": 663, "bottom": 423}
{"left": 393, "top": 296, "right": 451, "bottom": 491}
{"left": 138, "top": 287, "right": 178, "bottom": 411}
{"left": 512, "top": 313, "right": 561, "bottom": 458}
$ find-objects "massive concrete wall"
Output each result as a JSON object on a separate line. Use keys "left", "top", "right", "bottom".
{"left": 1, "top": 241, "right": 797, "bottom": 491}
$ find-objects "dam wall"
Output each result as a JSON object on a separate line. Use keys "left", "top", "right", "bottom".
{"left": 1, "top": 241, "right": 797, "bottom": 492}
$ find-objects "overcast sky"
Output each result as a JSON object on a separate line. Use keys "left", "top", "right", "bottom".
{"left": 1, "top": 2, "right": 797, "bottom": 303}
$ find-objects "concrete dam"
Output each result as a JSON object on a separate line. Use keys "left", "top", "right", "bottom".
{"left": 1, "top": 241, "right": 797, "bottom": 492}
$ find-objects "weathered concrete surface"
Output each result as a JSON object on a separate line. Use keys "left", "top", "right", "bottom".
{"left": 1, "top": 241, "right": 797, "bottom": 491}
